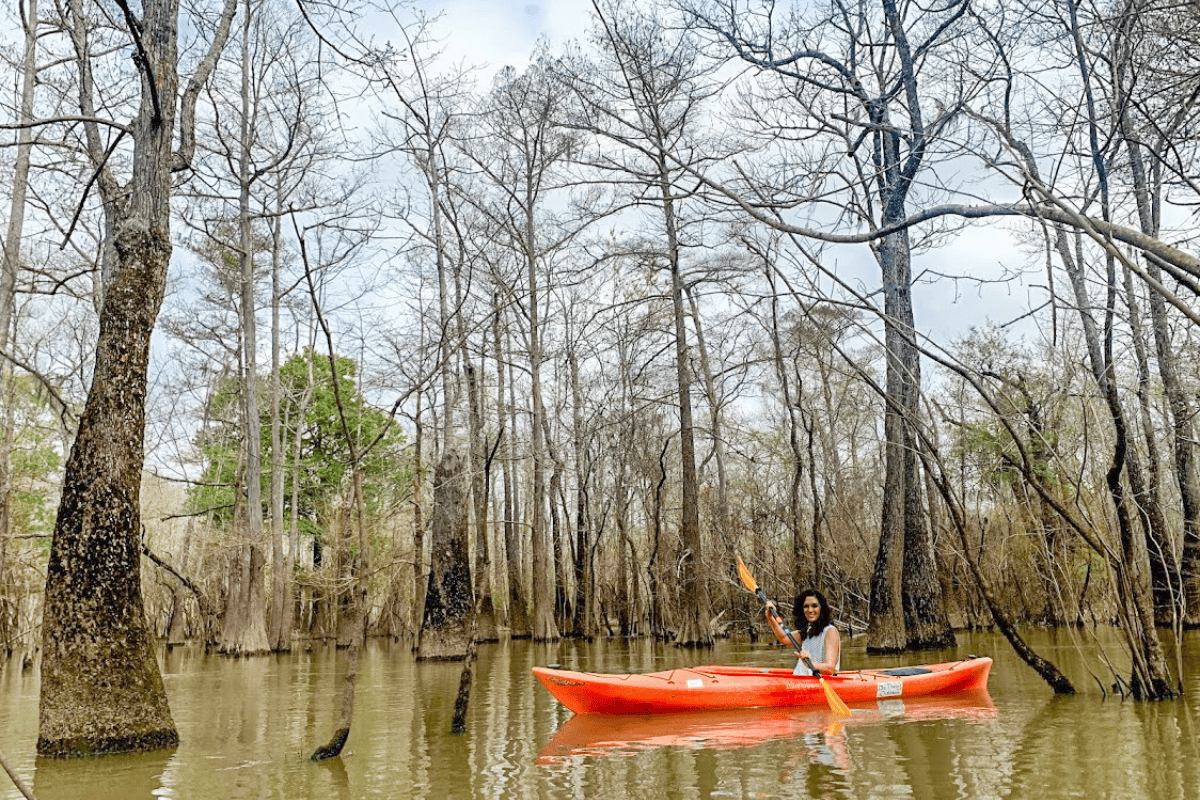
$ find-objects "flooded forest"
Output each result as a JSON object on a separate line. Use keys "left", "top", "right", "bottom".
{"left": 1, "top": 0, "right": 1200, "bottom": 762}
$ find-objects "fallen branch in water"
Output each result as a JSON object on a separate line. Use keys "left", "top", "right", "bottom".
{"left": 0, "top": 744, "right": 39, "bottom": 800}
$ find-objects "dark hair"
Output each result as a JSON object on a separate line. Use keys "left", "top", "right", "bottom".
{"left": 793, "top": 589, "right": 832, "bottom": 640}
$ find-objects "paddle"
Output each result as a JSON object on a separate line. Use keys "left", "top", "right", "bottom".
{"left": 736, "top": 557, "right": 852, "bottom": 719}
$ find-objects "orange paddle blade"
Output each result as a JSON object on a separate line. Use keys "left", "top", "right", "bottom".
{"left": 736, "top": 556, "right": 759, "bottom": 594}
{"left": 819, "top": 677, "right": 853, "bottom": 718}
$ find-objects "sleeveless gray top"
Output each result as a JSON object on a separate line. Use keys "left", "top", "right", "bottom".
{"left": 792, "top": 624, "right": 839, "bottom": 676}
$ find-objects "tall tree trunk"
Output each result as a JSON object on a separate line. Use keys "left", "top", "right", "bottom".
{"left": 765, "top": 268, "right": 812, "bottom": 589}
{"left": 1123, "top": 264, "right": 1178, "bottom": 625}
{"left": 411, "top": 397, "right": 427, "bottom": 639}
{"left": 526, "top": 232, "right": 559, "bottom": 641}
{"left": 334, "top": 497, "right": 356, "bottom": 647}
{"left": 39, "top": 0, "right": 188, "bottom": 755}
{"left": 647, "top": 441, "right": 667, "bottom": 638}
{"left": 268, "top": 184, "right": 291, "bottom": 651}
{"left": 616, "top": 500, "right": 631, "bottom": 637}
{"left": 219, "top": 7, "right": 270, "bottom": 655}
{"left": 549, "top": 453, "right": 569, "bottom": 630}
{"left": 497, "top": 304, "right": 529, "bottom": 637}
{"left": 568, "top": 350, "right": 592, "bottom": 638}
{"left": 661, "top": 159, "right": 711, "bottom": 648}
{"left": 466, "top": 361, "right": 498, "bottom": 642}
{"left": 685, "top": 286, "right": 732, "bottom": 578}
{"left": 869, "top": 232, "right": 917, "bottom": 654}
{"left": 0, "top": 0, "right": 38, "bottom": 654}
{"left": 290, "top": 393, "right": 307, "bottom": 633}
{"left": 1122, "top": 130, "right": 1200, "bottom": 625}
{"left": 1056, "top": 226, "right": 1175, "bottom": 698}
{"left": 870, "top": 228, "right": 954, "bottom": 652}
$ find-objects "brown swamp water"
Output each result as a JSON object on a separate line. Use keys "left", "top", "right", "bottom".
{"left": 2, "top": 628, "right": 1199, "bottom": 799}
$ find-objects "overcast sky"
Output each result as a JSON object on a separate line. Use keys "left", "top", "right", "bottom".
{"left": 418, "top": 0, "right": 595, "bottom": 74}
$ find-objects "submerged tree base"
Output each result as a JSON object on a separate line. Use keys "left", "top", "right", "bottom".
{"left": 865, "top": 644, "right": 907, "bottom": 656}
{"left": 37, "top": 729, "right": 179, "bottom": 759}
{"left": 415, "top": 624, "right": 471, "bottom": 660}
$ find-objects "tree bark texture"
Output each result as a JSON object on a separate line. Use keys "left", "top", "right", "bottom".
{"left": 416, "top": 446, "right": 473, "bottom": 660}
{"left": 38, "top": 0, "right": 184, "bottom": 755}
{"left": 496, "top": 307, "right": 529, "bottom": 637}
{"left": 870, "top": 230, "right": 955, "bottom": 652}
{"left": 663, "top": 163, "right": 712, "bottom": 648}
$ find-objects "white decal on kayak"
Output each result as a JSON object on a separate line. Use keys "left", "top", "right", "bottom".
{"left": 876, "top": 681, "right": 903, "bottom": 698}
{"left": 687, "top": 679, "right": 703, "bottom": 689}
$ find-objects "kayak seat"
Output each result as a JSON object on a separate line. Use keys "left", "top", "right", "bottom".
{"left": 877, "top": 667, "right": 933, "bottom": 677}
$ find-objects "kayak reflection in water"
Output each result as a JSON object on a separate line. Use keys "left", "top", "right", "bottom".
{"left": 766, "top": 589, "right": 842, "bottom": 677}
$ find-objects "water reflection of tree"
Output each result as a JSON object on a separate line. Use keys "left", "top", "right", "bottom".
{"left": 313, "top": 757, "right": 350, "bottom": 800}
{"left": 1000, "top": 695, "right": 1200, "bottom": 800}
{"left": 882, "top": 717, "right": 990, "bottom": 800}
{"left": 33, "top": 750, "right": 173, "bottom": 800}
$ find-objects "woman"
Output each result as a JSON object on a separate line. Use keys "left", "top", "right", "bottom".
{"left": 766, "top": 589, "right": 841, "bottom": 676}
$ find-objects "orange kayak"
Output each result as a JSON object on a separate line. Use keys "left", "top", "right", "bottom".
{"left": 532, "top": 656, "right": 992, "bottom": 715}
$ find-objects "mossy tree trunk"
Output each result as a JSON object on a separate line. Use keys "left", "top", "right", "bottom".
{"left": 38, "top": 40, "right": 181, "bottom": 754}
{"left": 39, "top": 0, "right": 237, "bottom": 756}
{"left": 416, "top": 446, "right": 473, "bottom": 660}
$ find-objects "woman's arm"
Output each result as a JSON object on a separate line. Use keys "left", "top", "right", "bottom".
{"left": 764, "top": 602, "right": 795, "bottom": 648}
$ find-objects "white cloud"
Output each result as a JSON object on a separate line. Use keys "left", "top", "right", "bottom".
{"left": 420, "top": 0, "right": 594, "bottom": 73}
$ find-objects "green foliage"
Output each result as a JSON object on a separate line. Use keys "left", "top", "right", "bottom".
{"left": 189, "top": 348, "right": 410, "bottom": 543}
{"left": 7, "top": 375, "right": 62, "bottom": 548}
{"left": 953, "top": 400, "right": 1068, "bottom": 491}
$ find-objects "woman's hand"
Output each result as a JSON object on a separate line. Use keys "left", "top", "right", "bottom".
{"left": 765, "top": 604, "right": 792, "bottom": 648}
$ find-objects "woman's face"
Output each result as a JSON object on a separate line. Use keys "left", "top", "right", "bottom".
{"left": 802, "top": 595, "right": 822, "bottom": 623}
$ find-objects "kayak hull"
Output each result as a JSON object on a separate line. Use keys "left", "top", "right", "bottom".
{"left": 532, "top": 656, "right": 992, "bottom": 715}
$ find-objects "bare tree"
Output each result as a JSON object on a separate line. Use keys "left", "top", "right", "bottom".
{"left": 562, "top": 0, "right": 727, "bottom": 645}
{"left": 684, "top": 0, "right": 965, "bottom": 651}
{"left": 456, "top": 58, "right": 592, "bottom": 641}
